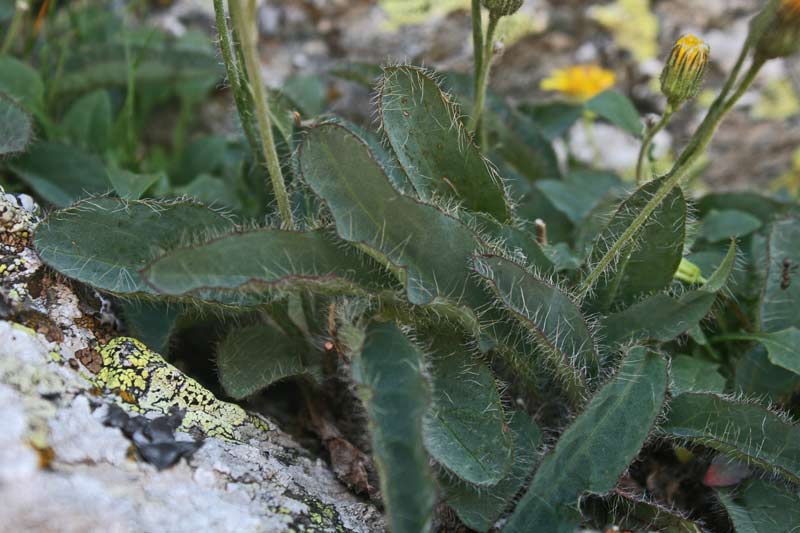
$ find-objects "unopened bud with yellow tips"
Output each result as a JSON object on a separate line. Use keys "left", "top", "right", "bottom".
{"left": 752, "top": 0, "right": 800, "bottom": 60}
{"left": 660, "top": 34, "right": 710, "bottom": 109}
{"left": 481, "top": 0, "right": 524, "bottom": 17}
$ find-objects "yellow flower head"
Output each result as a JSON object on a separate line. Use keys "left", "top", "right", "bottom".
{"left": 752, "top": 0, "right": 800, "bottom": 59}
{"left": 660, "top": 34, "right": 710, "bottom": 108}
{"left": 540, "top": 65, "right": 616, "bottom": 101}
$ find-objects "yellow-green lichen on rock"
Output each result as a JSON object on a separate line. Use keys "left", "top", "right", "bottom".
{"left": 96, "top": 337, "right": 272, "bottom": 440}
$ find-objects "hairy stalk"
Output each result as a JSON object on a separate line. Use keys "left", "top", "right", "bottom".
{"left": 467, "top": 11, "right": 500, "bottom": 143}
{"left": 635, "top": 105, "right": 674, "bottom": 184}
{"left": 229, "top": 0, "right": 293, "bottom": 228}
{"left": 212, "top": 0, "right": 261, "bottom": 159}
{"left": 578, "top": 54, "right": 764, "bottom": 300}
{"left": 1, "top": 1, "right": 27, "bottom": 55}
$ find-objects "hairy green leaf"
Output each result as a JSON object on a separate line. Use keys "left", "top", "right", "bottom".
{"left": 441, "top": 412, "right": 542, "bottom": 532}
{"left": 602, "top": 241, "right": 736, "bottom": 345}
{"left": 588, "top": 490, "right": 703, "bottom": 533}
{"left": 34, "top": 197, "right": 234, "bottom": 295}
{"left": 475, "top": 255, "right": 600, "bottom": 403}
{"left": 0, "top": 93, "right": 32, "bottom": 156}
{"left": 461, "top": 212, "right": 553, "bottom": 273}
{"left": 423, "top": 333, "right": 513, "bottom": 486}
{"left": 143, "top": 228, "right": 392, "bottom": 301}
{"left": 297, "top": 122, "right": 487, "bottom": 313}
{"left": 587, "top": 177, "right": 687, "bottom": 310}
{"left": 379, "top": 65, "right": 510, "bottom": 220}
{"left": 671, "top": 355, "right": 726, "bottom": 395}
{"left": 504, "top": 347, "right": 668, "bottom": 532}
{"left": 217, "top": 324, "right": 316, "bottom": 399}
{"left": 661, "top": 393, "right": 800, "bottom": 483}
{"left": 717, "top": 479, "right": 800, "bottom": 532}
{"left": 350, "top": 321, "right": 435, "bottom": 533}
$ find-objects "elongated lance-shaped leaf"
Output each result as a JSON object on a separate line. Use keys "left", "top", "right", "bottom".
{"left": 142, "top": 228, "right": 394, "bottom": 301}
{"left": 350, "top": 321, "right": 435, "bottom": 533}
{"left": 586, "top": 176, "right": 687, "bottom": 311}
{"left": 717, "top": 479, "right": 800, "bottom": 532}
{"left": 661, "top": 393, "right": 800, "bottom": 484}
{"left": 379, "top": 65, "right": 511, "bottom": 221}
{"left": 422, "top": 331, "right": 513, "bottom": 486}
{"left": 602, "top": 241, "right": 737, "bottom": 346}
{"left": 217, "top": 324, "right": 318, "bottom": 399}
{"left": 0, "top": 93, "right": 33, "bottom": 156}
{"left": 297, "top": 123, "right": 488, "bottom": 313}
{"left": 33, "top": 197, "right": 234, "bottom": 295}
{"left": 441, "top": 412, "right": 543, "bottom": 532}
{"left": 474, "top": 255, "right": 600, "bottom": 404}
{"left": 761, "top": 218, "right": 800, "bottom": 332}
{"left": 504, "top": 347, "right": 668, "bottom": 533}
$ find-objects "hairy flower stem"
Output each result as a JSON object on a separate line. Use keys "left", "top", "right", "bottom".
{"left": 467, "top": 11, "right": 500, "bottom": 144}
{"left": 228, "top": 0, "right": 293, "bottom": 228}
{"left": 212, "top": 0, "right": 261, "bottom": 160}
{"left": 636, "top": 105, "right": 674, "bottom": 184}
{"left": 578, "top": 54, "right": 764, "bottom": 300}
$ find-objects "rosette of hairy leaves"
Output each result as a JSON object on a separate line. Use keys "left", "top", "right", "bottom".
{"left": 349, "top": 321, "right": 436, "bottom": 533}
{"left": 504, "top": 347, "right": 668, "bottom": 532}
{"left": 661, "top": 393, "right": 800, "bottom": 484}
{"left": 473, "top": 255, "right": 600, "bottom": 404}
{"left": 379, "top": 65, "right": 511, "bottom": 221}
{"left": 33, "top": 197, "right": 235, "bottom": 296}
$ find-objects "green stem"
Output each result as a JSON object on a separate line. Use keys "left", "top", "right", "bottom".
{"left": 229, "top": 0, "right": 293, "bottom": 228}
{"left": 213, "top": 0, "right": 262, "bottom": 164}
{"left": 578, "top": 58, "right": 764, "bottom": 300}
{"left": 471, "top": 0, "right": 484, "bottom": 102}
{"left": 1, "top": 1, "right": 27, "bottom": 55}
{"left": 467, "top": 11, "right": 500, "bottom": 139}
{"left": 635, "top": 105, "right": 674, "bottom": 184}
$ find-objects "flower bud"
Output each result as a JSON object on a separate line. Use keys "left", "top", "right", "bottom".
{"left": 481, "top": 0, "right": 524, "bottom": 17}
{"left": 660, "top": 34, "right": 710, "bottom": 108}
{"left": 674, "top": 258, "right": 707, "bottom": 285}
{"left": 752, "top": 0, "right": 800, "bottom": 60}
